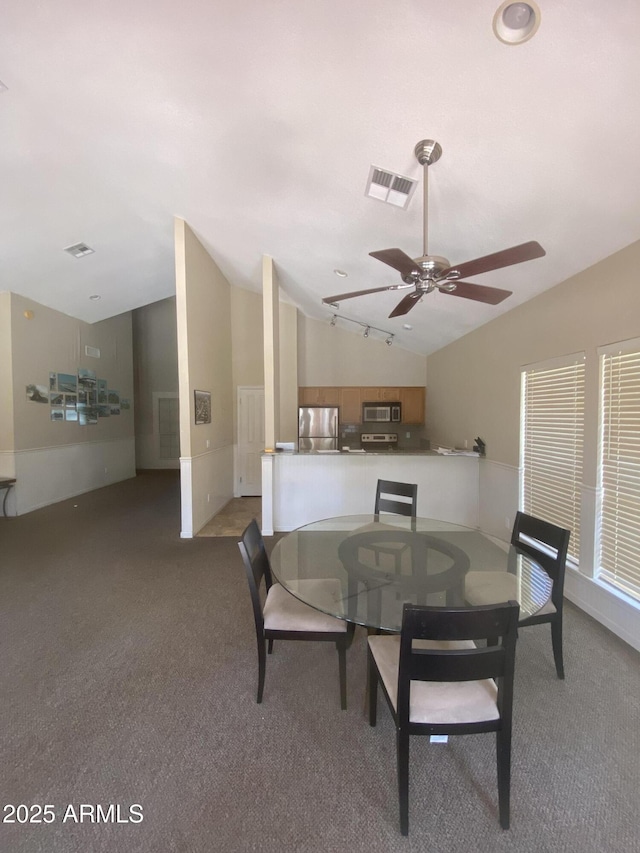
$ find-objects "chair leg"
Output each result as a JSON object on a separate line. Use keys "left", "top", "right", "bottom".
{"left": 368, "top": 650, "right": 378, "bottom": 726}
{"left": 397, "top": 728, "right": 410, "bottom": 836}
{"left": 267, "top": 638, "right": 274, "bottom": 654}
{"left": 496, "top": 727, "right": 512, "bottom": 830}
{"left": 551, "top": 618, "right": 565, "bottom": 679}
{"left": 337, "top": 637, "right": 347, "bottom": 711}
{"left": 257, "top": 638, "right": 266, "bottom": 704}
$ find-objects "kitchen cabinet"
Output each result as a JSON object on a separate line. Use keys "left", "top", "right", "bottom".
{"left": 339, "top": 387, "right": 362, "bottom": 423}
{"left": 399, "top": 387, "right": 426, "bottom": 424}
{"left": 298, "top": 385, "right": 425, "bottom": 424}
{"left": 298, "top": 386, "right": 339, "bottom": 406}
{"left": 361, "top": 386, "right": 400, "bottom": 402}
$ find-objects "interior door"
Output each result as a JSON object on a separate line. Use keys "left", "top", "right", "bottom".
{"left": 238, "top": 387, "right": 265, "bottom": 496}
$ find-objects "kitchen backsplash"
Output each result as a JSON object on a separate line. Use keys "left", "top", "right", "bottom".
{"left": 340, "top": 422, "right": 429, "bottom": 451}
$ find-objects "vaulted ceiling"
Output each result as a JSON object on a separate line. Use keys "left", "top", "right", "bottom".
{"left": 2, "top": 1, "right": 639, "bottom": 355}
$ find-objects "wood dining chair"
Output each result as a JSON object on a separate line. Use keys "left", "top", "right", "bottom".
{"left": 237, "top": 519, "right": 349, "bottom": 709}
{"left": 464, "top": 511, "right": 571, "bottom": 678}
{"left": 371, "top": 479, "right": 418, "bottom": 577}
{"left": 368, "top": 601, "right": 520, "bottom": 835}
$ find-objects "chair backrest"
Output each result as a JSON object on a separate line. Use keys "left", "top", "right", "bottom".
{"left": 238, "top": 519, "right": 273, "bottom": 636}
{"left": 511, "top": 512, "right": 571, "bottom": 607}
{"left": 374, "top": 479, "right": 418, "bottom": 517}
{"left": 397, "top": 602, "right": 519, "bottom": 723}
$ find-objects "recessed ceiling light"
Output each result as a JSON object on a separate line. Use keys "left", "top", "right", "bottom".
{"left": 334, "top": 269, "right": 348, "bottom": 277}
{"left": 89, "top": 294, "right": 101, "bottom": 301}
{"left": 402, "top": 324, "right": 413, "bottom": 330}
{"left": 493, "top": 1, "right": 541, "bottom": 44}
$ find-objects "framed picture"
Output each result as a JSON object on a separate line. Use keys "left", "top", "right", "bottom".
{"left": 194, "top": 390, "right": 211, "bottom": 425}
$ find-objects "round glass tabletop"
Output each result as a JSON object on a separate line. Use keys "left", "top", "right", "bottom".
{"left": 270, "top": 514, "right": 552, "bottom": 632}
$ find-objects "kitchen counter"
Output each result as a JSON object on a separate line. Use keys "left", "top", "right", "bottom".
{"left": 262, "top": 450, "right": 479, "bottom": 533}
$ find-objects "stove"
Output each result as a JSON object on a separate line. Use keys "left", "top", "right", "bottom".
{"left": 361, "top": 432, "right": 398, "bottom": 450}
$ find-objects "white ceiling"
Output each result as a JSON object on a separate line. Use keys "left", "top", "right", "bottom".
{"left": 2, "top": 1, "right": 640, "bottom": 356}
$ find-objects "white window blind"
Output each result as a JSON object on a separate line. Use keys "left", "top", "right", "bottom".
{"left": 599, "top": 343, "right": 640, "bottom": 602}
{"left": 521, "top": 355, "right": 585, "bottom": 562}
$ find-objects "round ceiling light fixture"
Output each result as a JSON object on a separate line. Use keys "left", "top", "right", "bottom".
{"left": 89, "top": 294, "right": 101, "bottom": 301}
{"left": 493, "top": 1, "right": 541, "bottom": 44}
{"left": 333, "top": 269, "right": 348, "bottom": 278}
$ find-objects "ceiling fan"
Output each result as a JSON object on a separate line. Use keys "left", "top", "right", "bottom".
{"left": 322, "top": 139, "right": 546, "bottom": 318}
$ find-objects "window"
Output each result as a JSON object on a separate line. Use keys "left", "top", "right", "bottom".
{"left": 598, "top": 340, "right": 640, "bottom": 602}
{"left": 520, "top": 354, "right": 585, "bottom": 563}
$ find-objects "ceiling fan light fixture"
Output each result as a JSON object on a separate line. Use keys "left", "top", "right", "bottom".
{"left": 493, "top": 1, "right": 541, "bottom": 44}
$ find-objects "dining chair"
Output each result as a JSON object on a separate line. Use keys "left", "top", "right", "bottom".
{"left": 237, "top": 519, "right": 349, "bottom": 709}
{"left": 371, "top": 479, "right": 418, "bottom": 577}
{"left": 368, "top": 601, "right": 520, "bottom": 835}
{"left": 374, "top": 479, "right": 418, "bottom": 518}
{"left": 464, "top": 511, "right": 571, "bottom": 679}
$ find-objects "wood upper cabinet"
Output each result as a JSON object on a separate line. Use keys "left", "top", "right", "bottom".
{"left": 298, "top": 385, "right": 425, "bottom": 425}
{"left": 361, "top": 386, "right": 400, "bottom": 402}
{"left": 339, "top": 387, "right": 362, "bottom": 423}
{"left": 298, "top": 386, "right": 340, "bottom": 406}
{"left": 399, "top": 386, "right": 426, "bottom": 424}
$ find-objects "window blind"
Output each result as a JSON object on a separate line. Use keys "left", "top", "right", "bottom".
{"left": 521, "top": 356, "right": 584, "bottom": 563}
{"left": 599, "top": 345, "right": 640, "bottom": 601}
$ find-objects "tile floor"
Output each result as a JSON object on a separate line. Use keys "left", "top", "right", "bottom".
{"left": 197, "top": 497, "right": 262, "bottom": 537}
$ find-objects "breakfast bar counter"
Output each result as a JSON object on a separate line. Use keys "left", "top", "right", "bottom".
{"left": 261, "top": 450, "right": 479, "bottom": 534}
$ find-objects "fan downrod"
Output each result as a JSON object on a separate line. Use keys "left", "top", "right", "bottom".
{"left": 414, "top": 139, "right": 442, "bottom": 166}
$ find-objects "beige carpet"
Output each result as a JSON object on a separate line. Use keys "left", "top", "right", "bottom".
{"left": 198, "top": 496, "right": 262, "bottom": 536}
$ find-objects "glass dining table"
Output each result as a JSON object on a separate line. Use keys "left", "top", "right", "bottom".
{"left": 270, "top": 514, "right": 551, "bottom": 633}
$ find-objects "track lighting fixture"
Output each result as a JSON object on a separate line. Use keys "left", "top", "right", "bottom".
{"left": 327, "top": 313, "right": 393, "bottom": 345}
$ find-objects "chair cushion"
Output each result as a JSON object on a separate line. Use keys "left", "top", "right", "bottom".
{"left": 368, "top": 634, "right": 499, "bottom": 724}
{"left": 464, "top": 571, "right": 557, "bottom": 616}
{"left": 264, "top": 580, "right": 347, "bottom": 633}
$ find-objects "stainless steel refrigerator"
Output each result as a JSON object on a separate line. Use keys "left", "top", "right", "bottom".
{"left": 298, "top": 406, "right": 339, "bottom": 451}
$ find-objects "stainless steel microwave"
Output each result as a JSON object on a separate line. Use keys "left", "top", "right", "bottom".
{"left": 362, "top": 403, "right": 401, "bottom": 423}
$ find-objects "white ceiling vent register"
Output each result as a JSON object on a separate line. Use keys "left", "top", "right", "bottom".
{"left": 64, "top": 242, "right": 94, "bottom": 258}
{"left": 365, "top": 165, "right": 417, "bottom": 209}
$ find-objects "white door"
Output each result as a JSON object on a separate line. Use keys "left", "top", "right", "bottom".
{"left": 238, "top": 387, "right": 265, "bottom": 496}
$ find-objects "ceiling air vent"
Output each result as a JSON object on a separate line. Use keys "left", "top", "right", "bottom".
{"left": 64, "top": 242, "right": 94, "bottom": 258}
{"left": 365, "top": 165, "right": 417, "bottom": 209}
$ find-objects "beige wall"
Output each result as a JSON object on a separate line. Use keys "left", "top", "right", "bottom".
{"left": 298, "top": 314, "right": 428, "bottom": 386}
{"left": 10, "top": 293, "right": 134, "bottom": 451}
{"left": 0, "top": 292, "right": 14, "bottom": 458}
{"left": 426, "top": 240, "right": 640, "bottom": 474}
{"left": 132, "top": 296, "right": 179, "bottom": 468}
{"left": 175, "top": 218, "right": 234, "bottom": 535}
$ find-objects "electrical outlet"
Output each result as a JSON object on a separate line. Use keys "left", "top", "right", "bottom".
{"left": 464, "top": 439, "right": 468, "bottom": 448}
{"left": 406, "top": 431, "right": 410, "bottom": 438}
{"left": 207, "top": 493, "right": 211, "bottom": 503}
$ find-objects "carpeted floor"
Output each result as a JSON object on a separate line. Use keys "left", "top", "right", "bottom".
{"left": 1, "top": 471, "right": 638, "bottom": 853}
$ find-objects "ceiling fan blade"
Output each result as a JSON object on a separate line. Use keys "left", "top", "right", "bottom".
{"left": 440, "top": 281, "right": 512, "bottom": 305}
{"left": 322, "top": 283, "right": 412, "bottom": 304}
{"left": 389, "top": 291, "right": 423, "bottom": 318}
{"left": 369, "top": 248, "right": 422, "bottom": 278}
{"left": 439, "top": 241, "right": 545, "bottom": 280}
